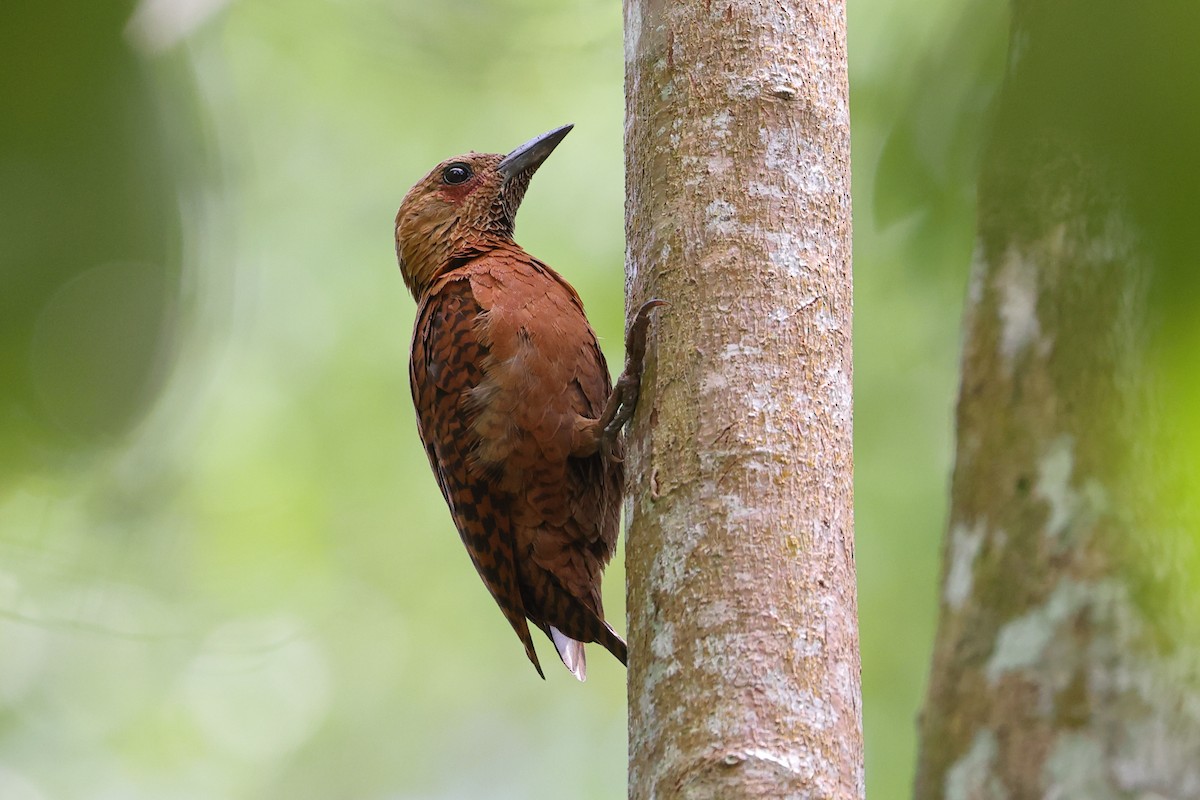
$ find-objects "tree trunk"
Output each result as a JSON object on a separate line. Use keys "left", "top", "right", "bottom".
{"left": 623, "top": 1, "right": 862, "bottom": 797}
{"left": 914, "top": 2, "right": 1200, "bottom": 796}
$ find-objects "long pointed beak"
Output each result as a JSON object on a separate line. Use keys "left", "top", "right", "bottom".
{"left": 497, "top": 124, "right": 573, "bottom": 181}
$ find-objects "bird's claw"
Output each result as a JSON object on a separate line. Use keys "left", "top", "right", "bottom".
{"left": 592, "top": 299, "right": 668, "bottom": 462}
{"left": 625, "top": 299, "right": 669, "bottom": 368}
{"left": 596, "top": 374, "right": 638, "bottom": 463}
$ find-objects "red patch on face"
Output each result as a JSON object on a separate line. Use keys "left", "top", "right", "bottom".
{"left": 438, "top": 174, "right": 480, "bottom": 205}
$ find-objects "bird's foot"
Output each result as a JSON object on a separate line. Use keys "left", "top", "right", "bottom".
{"left": 593, "top": 299, "right": 668, "bottom": 462}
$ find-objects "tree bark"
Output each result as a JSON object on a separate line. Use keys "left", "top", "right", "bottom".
{"left": 915, "top": 2, "right": 1200, "bottom": 797}
{"left": 623, "top": 1, "right": 862, "bottom": 797}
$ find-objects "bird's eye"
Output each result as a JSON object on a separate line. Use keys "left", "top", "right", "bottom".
{"left": 442, "top": 163, "right": 473, "bottom": 185}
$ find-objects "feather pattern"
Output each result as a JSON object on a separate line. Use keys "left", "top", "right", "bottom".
{"left": 397, "top": 127, "right": 651, "bottom": 679}
{"left": 409, "top": 247, "right": 627, "bottom": 678}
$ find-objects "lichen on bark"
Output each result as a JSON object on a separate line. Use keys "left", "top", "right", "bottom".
{"left": 915, "top": 2, "right": 1200, "bottom": 796}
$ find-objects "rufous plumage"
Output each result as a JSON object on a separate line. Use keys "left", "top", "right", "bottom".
{"left": 395, "top": 124, "right": 662, "bottom": 679}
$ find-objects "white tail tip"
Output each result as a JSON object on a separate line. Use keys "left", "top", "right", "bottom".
{"left": 550, "top": 627, "right": 587, "bottom": 681}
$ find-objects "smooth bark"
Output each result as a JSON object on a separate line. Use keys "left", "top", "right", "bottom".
{"left": 623, "top": 1, "right": 862, "bottom": 797}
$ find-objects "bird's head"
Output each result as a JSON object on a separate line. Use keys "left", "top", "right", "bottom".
{"left": 395, "top": 124, "right": 573, "bottom": 298}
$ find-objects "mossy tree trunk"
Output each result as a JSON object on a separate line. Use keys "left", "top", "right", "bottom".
{"left": 623, "top": 0, "right": 862, "bottom": 797}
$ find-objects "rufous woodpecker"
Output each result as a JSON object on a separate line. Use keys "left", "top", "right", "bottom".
{"left": 394, "top": 124, "right": 663, "bottom": 680}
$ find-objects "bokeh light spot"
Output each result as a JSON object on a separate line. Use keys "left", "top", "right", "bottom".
{"left": 181, "top": 615, "right": 330, "bottom": 761}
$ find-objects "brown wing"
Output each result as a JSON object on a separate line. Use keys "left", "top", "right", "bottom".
{"left": 464, "top": 254, "right": 627, "bottom": 664}
{"left": 409, "top": 274, "right": 545, "bottom": 677}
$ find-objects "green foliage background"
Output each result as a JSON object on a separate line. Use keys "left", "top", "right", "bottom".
{"left": 0, "top": 0, "right": 998, "bottom": 797}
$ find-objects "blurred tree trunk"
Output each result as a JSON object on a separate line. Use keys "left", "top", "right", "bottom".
{"left": 0, "top": 3, "right": 194, "bottom": 485}
{"left": 623, "top": 1, "right": 861, "bottom": 797}
{"left": 915, "top": 2, "right": 1200, "bottom": 797}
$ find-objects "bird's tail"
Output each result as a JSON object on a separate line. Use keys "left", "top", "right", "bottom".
{"left": 545, "top": 614, "right": 627, "bottom": 680}
{"left": 550, "top": 627, "right": 587, "bottom": 681}
{"left": 523, "top": 561, "right": 628, "bottom": 678}
{"left": 548, "top": 622, "right": 628, "bottom": 681}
